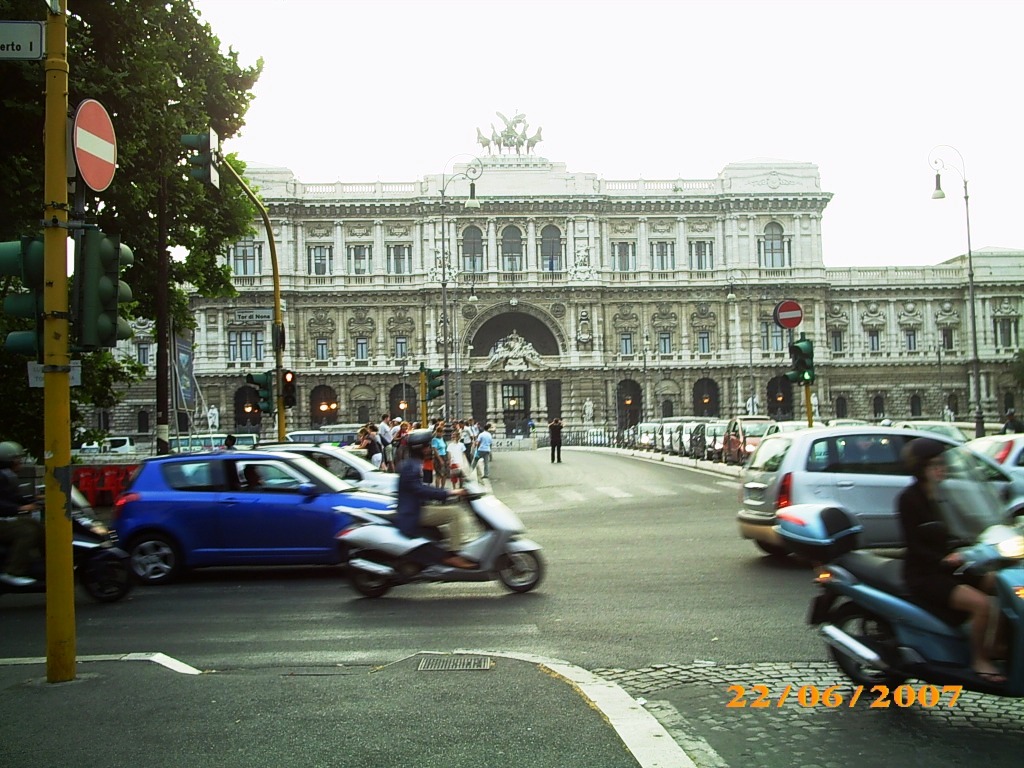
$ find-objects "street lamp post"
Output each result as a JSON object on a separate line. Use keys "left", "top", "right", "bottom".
{"left": 641, "top": 331, "right": 650, "bottom": 420}
{"left": 726, "top": 271, "right": 757, "bottom": 416}
{"left": 437, "top": 156, "right": 483, "bottom": 433}
{"left": 930, "top": 145, "right": 984, "bottom": 438}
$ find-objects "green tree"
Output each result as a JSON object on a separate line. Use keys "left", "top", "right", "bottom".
{"left": 0, "top": 0, "right": 262, "bottom": 450}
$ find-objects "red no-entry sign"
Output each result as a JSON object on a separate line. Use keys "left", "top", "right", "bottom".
{"left": 773, "top": 299, "right": 804, "bottom": 329}
{"left": 73, "top": 99, "right": 117, "bottom": 192}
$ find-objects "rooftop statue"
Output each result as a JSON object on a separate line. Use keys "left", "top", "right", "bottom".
{"left": 477, "top": 112, "right": 543, "bottom": 155}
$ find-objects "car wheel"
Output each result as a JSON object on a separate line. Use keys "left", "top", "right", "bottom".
{"left": 128, "top": 533, "right": 182, "bottom": 585}
{"left": 827, "top": 602, "right": 908, "bottom": 687}
{"left": 755, "top": 540, "right": 791, "bottom": 558}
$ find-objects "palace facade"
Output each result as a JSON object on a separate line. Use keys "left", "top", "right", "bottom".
{"left": 107, "top": 148, "right": 1023, "bottom": 443}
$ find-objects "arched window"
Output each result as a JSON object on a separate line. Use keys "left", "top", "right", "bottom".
{"left": 873, "top": 395, "right": 885, "bottom": 419}
{"left": 661, "top": 399, "right": 673, "bottom": 418}
{"left": 910, "top": 394, "right": 922, "bottom": 417}
{"left": 461, "top": 225, "right": 484, "bottom": 273}
{"left": 501, "top": 226, "right": 523, "bottom": 273}
{"left": 761, "top": 223, "right": 787, "bottom": 268}
{"left": 540, "top": 225, "right": 562, "bottom": 272}
{"left": 137, "top": 410, "right": 150, "bottom": 434}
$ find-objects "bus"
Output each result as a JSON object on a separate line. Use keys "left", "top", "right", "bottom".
{"left": 285, "top": 424, "right": 365, "bottom": 448}
{"left": 168, "top": 433, "right": 260, "bottom": 452}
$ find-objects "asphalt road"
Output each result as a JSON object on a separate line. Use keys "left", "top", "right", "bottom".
{"left": 2, "top": 446, "right": 1021, "bottom": 767}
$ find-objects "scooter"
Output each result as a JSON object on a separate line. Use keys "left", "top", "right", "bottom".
{"left": 0, "top": 495, "right": 133, "bottom": 603}
{"left": 778, "top": 498, "right": 1024, "bottom": 697}
{"left": 335, "top": 478, "right": 543, "bottom": 598}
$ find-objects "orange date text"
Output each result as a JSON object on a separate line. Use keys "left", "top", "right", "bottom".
{"left": 725, "top": 683, "right": 963, "bottom": 708}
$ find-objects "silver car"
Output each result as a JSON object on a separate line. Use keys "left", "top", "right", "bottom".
{"left": 736, "top": 426, "right": 1024, "bottom": 557}
{"left": 258, "top": 443, "right": 398, "bottom": 495}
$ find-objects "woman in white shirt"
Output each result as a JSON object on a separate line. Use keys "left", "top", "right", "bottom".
{"left": 447, "top": 428, "right": 467, "bottom": 488}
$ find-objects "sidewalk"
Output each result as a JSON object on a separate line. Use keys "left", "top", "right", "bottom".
{"left": 1, "top": 650, "right": 694, "bottom": 768}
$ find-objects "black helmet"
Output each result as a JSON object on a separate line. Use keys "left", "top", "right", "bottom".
{"left": 902, "top": 437, "right": 949, "bottom": 480}
{"left": 405, "top": 428, "right": 434, "bottom": 450}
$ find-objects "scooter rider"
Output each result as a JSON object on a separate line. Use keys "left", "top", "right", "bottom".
{"left": 0, "top": 442, "right": 45, "bottom": 587}
{"left": 396, "top": 429, "right": 475, "bottom": 569}
{"left": 898, "top": 437, "right": 1004, "bottom": 683}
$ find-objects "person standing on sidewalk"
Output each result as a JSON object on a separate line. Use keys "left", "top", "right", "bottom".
{"left": 549, "top": 418, "right": 563, "bottom": 463}
{"left": 471, "top": 423, "right": 494, "bottom": 479}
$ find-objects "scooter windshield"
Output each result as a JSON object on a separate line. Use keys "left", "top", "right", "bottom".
{"left": 934, "top": 444, "right": 1013, "bottom": 542}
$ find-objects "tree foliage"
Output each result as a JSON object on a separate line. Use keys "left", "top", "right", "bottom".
{"left": 0, "top": 0, "right": 262, "bottom": 451}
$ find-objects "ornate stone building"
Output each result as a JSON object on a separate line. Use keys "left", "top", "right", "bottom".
{"left": 108, "top": 135, "right": 1022, "bottom": 443}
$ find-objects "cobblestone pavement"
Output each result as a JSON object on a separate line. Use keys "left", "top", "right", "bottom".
{"left": 593, "top": 661, "right": 1024, "bottom": 768}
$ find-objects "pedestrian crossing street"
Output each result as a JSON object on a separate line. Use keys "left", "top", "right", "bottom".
{"left": 496, "top": 478, "right": 738, "bottom": 510}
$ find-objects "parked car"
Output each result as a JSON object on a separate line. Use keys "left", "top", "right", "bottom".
{"left": 636, "top": 422, "right": 663, "bottom": 452}
{"left": 258, "top": 442, "right": 398, "bottom": 495}
{"left": 889, "top": 420, "right": 967, "bottom": 444}
{"left": 111, "top": 451, "right": 395, "bottom": 584}
{"left": 826, "top": 419, "right": 869, "bottom": 427}
{"left": 721, "top": 416, "right": 774, "bottom": 465}
{"left": 736, "top": 426, "right": 1024, "bottom": 557}
{"left": 699, "top": 420, "right": 729, "bottom": 462}
{"left": 967, "top": 434, "right": 1024, "bottom": 482}
{"left": 764, "top": 420, "right": 825, "bottom": 437}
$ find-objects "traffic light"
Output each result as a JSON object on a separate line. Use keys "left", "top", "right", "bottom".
{"left": 786, "top": 334, "right": 815, "bottom": 385}
{"left": 0, "top": 236, "right": 44, "bottom": 354}
{"left": 246, "top": 370, "right": 274, "bottom": 413}
{"left": 425, "top": 367, "right": 444, "bottom": 401}
{"left": 72, "top": 227, "right": 134, "bottom": 349}
{"left": 282, "top": 369, "right": 297, "bottom": 408}
{"left": 180, "top": 128, "right": 220, "bottom": 188}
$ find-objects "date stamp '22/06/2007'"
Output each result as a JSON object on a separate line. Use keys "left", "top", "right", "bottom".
{"left": 726, "top": 684, "right": 964, "bottom": 709}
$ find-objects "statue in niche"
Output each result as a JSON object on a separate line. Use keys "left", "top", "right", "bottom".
{"left": 206, "top": 404, "right": 219, "bottom": 430}
{"left": 487, "top": 329, "right": 547, "bottom": 371}
{"left": 583, "top": 398, "right": 595, "bottom": 424}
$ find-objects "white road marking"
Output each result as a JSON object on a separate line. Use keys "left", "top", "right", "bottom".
{"left": 596, "top": 486, "right": 633, "bottom": 498}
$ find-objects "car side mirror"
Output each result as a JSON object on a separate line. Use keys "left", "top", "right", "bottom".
{"left": 297, "top": 482, "right": 319, "bottom": 497}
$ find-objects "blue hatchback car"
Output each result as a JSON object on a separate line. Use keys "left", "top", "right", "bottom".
{"left": 112, "top": 451, "right": 395, "bottom": 584}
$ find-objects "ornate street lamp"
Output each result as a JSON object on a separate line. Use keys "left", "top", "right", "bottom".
{"left": 437, "top": 156, "right": 484, "bottom": 433}
{"left": 930, "top": 145, "right": 984, "bottom": 438}
{"left": 726, "top": 270, "right": 757, "bottom": 416}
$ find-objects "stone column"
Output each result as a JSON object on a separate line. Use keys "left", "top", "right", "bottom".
{"left": 487, "top": 218, "right": 498, "bottom": 273}
{"left": 373, "top": 219, "right": 385, "bottom": 275}
{"left": 638, "top": 217, "right": 649, "bottom": 274}
{"left": 526, "top": 218, "right": 536, "bottom": 272}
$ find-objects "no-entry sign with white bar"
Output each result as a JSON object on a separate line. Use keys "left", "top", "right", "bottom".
{"left": 773, "top": 299, "right": 804, "bottom": 329}
{"left": 73, "top": 99, "right": 117, "bottom": 192}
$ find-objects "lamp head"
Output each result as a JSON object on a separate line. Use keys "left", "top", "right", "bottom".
{"left": 932, "top": 172, "right": 946, "bottom": 200}
{"left": 463, "top": 182, "right": 481, "bottom": 209}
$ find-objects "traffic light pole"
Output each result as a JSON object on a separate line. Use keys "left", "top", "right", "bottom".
{"left": 42, "top": 0, "right": 76, "bottom": 683}
{"left": 217, "top": 161, "right": 286, "bottom": 442}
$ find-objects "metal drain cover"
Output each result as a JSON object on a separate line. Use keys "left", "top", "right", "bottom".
{"left": 417, "top": 656, "right": 492, "bottom": 672}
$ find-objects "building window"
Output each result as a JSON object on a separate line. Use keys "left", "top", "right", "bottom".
{"left": 651, "top": 241, "right": 675, "bottom": 270}
{"left": 612, "top": 242, "right": 636, "bottom": 272}
{"left": 830, "top": 330, "right": 844, "bottom": 353}
{"left": 759, "top": 223, "right": 790, "bottom": 268}
{"left": 905, "top": 329, "right": 917, "bottom": 351}
{"left": 347, "top": 244, "right": 371, "bottom": 275}
{"left": 228, "top": 330, "right": 265, "bottom": 362}
{"left": 395, "top": 336, "right": 408, "bottom": 359}
{"left": 540, "top": 225, "right": 562, "bottom": 271}
{"left": 315, "top": 337, "right": 329, "bottom": 360}
{"left": 136, "top": 342, "right": 151, "bottom": 366}
{"left": 688, "top": 240, "right": 714, "bottom": 271}
{"left": 98, "top": 410, "right": 111, "bottom": 431}
{"left": 868, "top": 329, "right": 881, "bottom": 352}
{"left": 388, "top": 244, "right": 411, "bottom": 274}
{"left": 230, "top": 238, "right": 261, "bottom": 276}
{"left": 355, "top": 337, "right": 369, "bottom": 360}
{"left": 658, "top": 331, "right": 671, "bottom": 355}
{"left": 461, "top": 225, "right": 485, "bottom": 273}
{"left": 500, "top": 225, "right": 524, "bottom": 272}
{"left": 910, "top": 394, "right": 923, "bottom": 417}
{"left": 307, "top": 245, "right": 333, "bottom": 275}
{"left": 835, "top": 396, "right": 848, "bottom": 419}
{"left": 996, "top": 317, "right": 1017, "bottom": 348}
{"left": 697, "top": 330, "right": 711, "bottom": 354}
{"left": 137, "top": 410, "right": 150, "bottom": 434}
{"left": 941, "top": 327, "right": 954, "bottom": 350}
{"left": 873, "top": 395, "right": 885, "bottom": 419}
{"left": 762, "top": 323, "right": 785, "bottom": 352}
{"left": 620, "top": 333, "right": 634, "bottom": 356}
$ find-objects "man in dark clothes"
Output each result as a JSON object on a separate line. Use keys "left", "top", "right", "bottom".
{"left": 549, "top": 418, "right": 563, "bottom": 463}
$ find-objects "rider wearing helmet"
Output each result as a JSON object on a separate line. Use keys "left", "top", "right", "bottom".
{"left": 395, "top": 428, "right": 475, "bottom": 569}
{"left": 898, "top": 437, "right": 1004, "bottom": 682}
{"left": 0, "top": 442, "right": 44, "bottom": 587}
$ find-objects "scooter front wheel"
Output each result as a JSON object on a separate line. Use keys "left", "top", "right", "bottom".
{"left": 497, "top": 550, "right": 543, "bottom": 593}
{"left": 828, "top": 602, "right": 908, "bottom": 687}
{"left": 79, "top": 556, "right": 134, "bottom": 603}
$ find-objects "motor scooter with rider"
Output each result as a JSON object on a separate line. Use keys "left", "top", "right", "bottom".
{"left": 777, "top": 440, "right": 1024, "bottom": 696}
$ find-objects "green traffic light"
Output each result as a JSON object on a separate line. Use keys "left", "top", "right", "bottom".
{"left": 0, "top": 237, "right": 45, "bottom": 354}
{"left": 180, "top": 129, "right": 220, "bottom": 188}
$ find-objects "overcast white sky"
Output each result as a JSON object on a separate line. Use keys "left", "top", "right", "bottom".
{"left": 191, "top": 0, "right": 1021, "bottom": 268}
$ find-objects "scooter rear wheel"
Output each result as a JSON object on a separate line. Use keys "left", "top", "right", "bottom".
{"left": 350, "top": 569, "right": 392, "bottom": 598}
{"left": 828, "top": 602, "right": 908, "bottom": 687}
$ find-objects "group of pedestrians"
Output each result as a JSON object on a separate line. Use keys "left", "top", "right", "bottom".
{"left": 352, "top": 414, "right": 494, "bottom": 486}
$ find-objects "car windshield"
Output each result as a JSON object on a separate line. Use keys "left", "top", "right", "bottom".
{"left": 742, "top": 422, "right": 771, "bottom": 437}
{"left": 937, "top": 444, "right": 1013, "bottom": 540}
{"left": 283, "top": 455, "right": 359, "bottom": 492}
